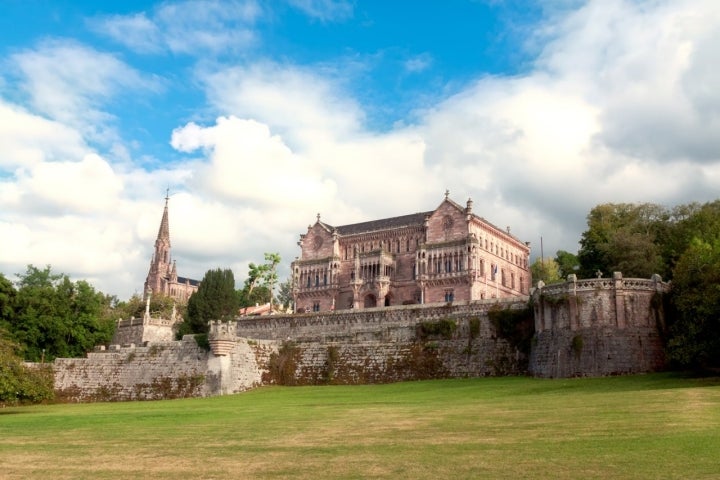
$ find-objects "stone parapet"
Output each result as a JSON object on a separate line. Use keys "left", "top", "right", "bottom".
{"left": 529, "top": 273, "right": 670, "bottom": 377}
{"left": 233, "top": 298, "right": 528, "bottom": 341}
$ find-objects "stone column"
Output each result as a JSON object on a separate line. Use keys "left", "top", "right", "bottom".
{"left": 613, "top": 272, "right": 626, "bottom": 329}
{"left": 567, "top": 274, "right": 578, "bottom": 331}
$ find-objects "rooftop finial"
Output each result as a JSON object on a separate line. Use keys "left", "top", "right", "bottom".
{"left": 316, "top": 213, "right": 321, "bottom": 223}
{"left": 444, "top": 189, "right": 450, "bottom": 199}
{"left": 165, "top": 187, "right": 170, "bottom": 204}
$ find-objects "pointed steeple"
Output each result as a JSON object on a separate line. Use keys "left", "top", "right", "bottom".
{"left": 145, "top": 192, "right": 173, "bottom": 299}
{"left": 157, "top": 189, "right": 171, "bottom": 246}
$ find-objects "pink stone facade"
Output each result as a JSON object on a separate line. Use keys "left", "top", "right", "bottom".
{"left": 291, "top": 194, "right": 531, "bottom": 313}
{"left": 143, "top": 197, "right": 199, "bottom": 303}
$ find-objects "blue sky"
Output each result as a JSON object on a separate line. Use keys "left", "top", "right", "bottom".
{"left": 1, "top": 0, "right": 719, "bottom": 299}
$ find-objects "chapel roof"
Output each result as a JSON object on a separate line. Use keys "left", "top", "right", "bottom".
{"left": 326, "top": 211, "right": 432, "bottom": 236}
{"left": 177, "top": 276, "right": 200, "bottom": 286}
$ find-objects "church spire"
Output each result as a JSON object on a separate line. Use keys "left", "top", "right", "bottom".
{"left": 157, "top": 189, "right": 170, "bottom": 244}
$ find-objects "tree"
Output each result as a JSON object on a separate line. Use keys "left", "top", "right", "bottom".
{"left": 554, "top": 250, "right": 580, "bottom": 279}
{"left": 115, "top": 293, "right": 180, "bottom": 320}
{"left": 666, "top": 237, "right": 720, "bottom": 368}
{"left": 578, "top": 203, "right": 667, "bottom": 278}
{"left": 530, "top": 257, "right": 561, "bottom": 286}
{"left": 263, "top": 253, "right": 281, "bottom": 306}
{"left": 0, "top": 329, "right": 54, "bottom": 406}
{"left": 10, "top": 265, "right": 116, "bottom": 362}
{"left": 276, "top": 277, "right": 293, "bottom": 310}
{"left": 238, "top": 253, "right": 282, "bottom": 308}
{"left": 0, "top": 273, "right": 16, "bottom": 334}
{"left": 180, "top": 268, "right": 238, "bottom": 335}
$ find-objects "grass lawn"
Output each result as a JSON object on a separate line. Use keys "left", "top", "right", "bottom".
{"left": 1, "top": 373, "right": 719, "bottom": 479}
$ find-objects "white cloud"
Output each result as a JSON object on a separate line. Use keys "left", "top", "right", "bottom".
{"left": 10, "top": 39, "right": 159, "bottom": 144}
{"left": 203, "top": 62, "right": 365, "bottom": 146}
{"left": 11, "top": 153, "right": 124, "bottom": 215}
{"left": 0, "top": 101, "right": 87, "bottom": 169}
{"left": 404, "top": 53, "right": 433, "bottom": 73}
{"left": 90, "top": 13, "right": 163, "bottom": 54}
{"left": 172, "top": 116, "right": 338, "bottom": 209}
{"left": 4, "top": 0, "right": 720, "bottom": 302}
{"left": 287, "top": 0, "right": 354, "bottom": 22}
{"left": 91, "top": 0, "right": 261, "bottom": 55}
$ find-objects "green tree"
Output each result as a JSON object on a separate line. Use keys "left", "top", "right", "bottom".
{"left": 238, "top": 253, "right": 282, "bottom": 308}
{"left": 179, "top": 268, "right": 238, "bottom": 335}
{"left": 554, "top": 250, "right": 580, "bottom": 279}
{"left": 276, "top": 277, "right": 293, "bottom": 309}
{"left": 9, "top": 265, "right": 116, "bottom": 361}
{"left": 666, "top": 237, "right": 720, "bottom": 368}
{"left": 0, "top": 273, "right": 16, "bottom": 334}
{"left": 530, "top": 257, "right": 562, "bottom": 285}
{"left": 115, "top": 293, "right": 180, "bottom": 320}
{"left": 578, "top": 203, "right": 667, "bottom": 278}
{"left": 0, "top": 329, "right": 54, "bottom": 406}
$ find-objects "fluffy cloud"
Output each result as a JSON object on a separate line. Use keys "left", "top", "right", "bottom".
{"left": 91, "top": 0, "right": 261, "bottom": 55}
{"left": 9, "top": 40, "right": 158, "bottom": 144}
{"left": 287, "top": 0, "right": 354, "bottom": 22}
{"left": 4, "top": 0, "right": 720, "bottom": 301}
{"left": 0, "top": 101, "right": 87, "bottom": 169}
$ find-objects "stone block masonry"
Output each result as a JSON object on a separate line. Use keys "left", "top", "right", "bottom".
{"left": 231, "top": 298, "right": 531, "bottom": 385}
{"left": 54, "top": 336, "right": 276, "bottom": 402}
{"left": 52, "top": 273, "right": 671, "bottom": 401}
{"left": 529, "top": 273, "right": 669, "bottom": 378}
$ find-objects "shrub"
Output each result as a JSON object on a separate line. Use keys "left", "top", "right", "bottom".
{"left": 417, "top": 319, "right": 457, "bottom": 340}
{"left": 488, "top": 304, "right": 534, "bottom": 355}
{"left": 264, "top": 341, "right": 300, "bottom": 385}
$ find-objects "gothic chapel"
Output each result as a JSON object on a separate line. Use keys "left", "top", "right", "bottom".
{"left": 292, "top": 192, "right": 531, "bottom": 313}
{"left": 143, "top": 195, "right": 199, "bottom": 303}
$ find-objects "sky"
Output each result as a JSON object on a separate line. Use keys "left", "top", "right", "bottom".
{"left": 1, "top": 0, "right": 719, "bottom": 300}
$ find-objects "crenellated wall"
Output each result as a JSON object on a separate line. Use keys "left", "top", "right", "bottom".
{"left": 224, "top": 298, "right": 531, "bottom": 385}
{"left": 52, "top": 273, "right": 672, "bottom": 401}
{"left": 54, "top": 336, "right": 276, "bottom": 401}
{"left": 111, "top": 316, "right": 178, "bottom": 346}
{"left": 529, "top": 272, "right": 669, "bottom": 378}
{"left": 54, "top": 299, "right": 529, "bottom": 401}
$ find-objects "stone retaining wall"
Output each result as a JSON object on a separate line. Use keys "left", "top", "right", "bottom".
{"left": 529, "top": 273, "right": 669, "bottom": 377}
{"left": 52, "top": 274, "right": 671, "bottom": 401}
{"left": 54, "top": 336, "right": 276, "bottom": 401}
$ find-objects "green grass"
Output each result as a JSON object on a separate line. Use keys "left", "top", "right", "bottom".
{"left": 1, "top": 373, "right": 719, "bottom": 479}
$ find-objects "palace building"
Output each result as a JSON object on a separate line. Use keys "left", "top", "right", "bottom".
{"left": 143, "top": 196, "right": 200, "bottom": 303}
{"left": 291, "top": 192, "right": 531, "bottom": 312}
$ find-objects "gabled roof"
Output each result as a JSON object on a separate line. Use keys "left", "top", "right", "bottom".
{"left": 325, "top": 211, "right": 432, "bottom": 236}
{"left": 177, "top": 276, "right": 200, "bottom": 286}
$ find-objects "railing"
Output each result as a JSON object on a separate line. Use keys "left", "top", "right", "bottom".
{"left": 116, "top": 316, "right": 176, "bottom": 328}
{"left": 537, "top": 274, "right": 668, "bottom": 297}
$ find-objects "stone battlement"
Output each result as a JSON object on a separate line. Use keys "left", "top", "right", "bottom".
{"left": 54, "top": 272, "right": 672, "bottom": 401}
{"left": 529, "top": 273, "right": 670, "bottom": 377}
{"left": 231, "top": 297, "right": 528, "bottom": 341}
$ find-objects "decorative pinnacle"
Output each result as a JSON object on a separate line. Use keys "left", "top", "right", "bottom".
{"left": 317, "top": 213, "right": 321, "bottom": 222}
{"left": 444, "top": 189, "right": 450, "bottom": 199}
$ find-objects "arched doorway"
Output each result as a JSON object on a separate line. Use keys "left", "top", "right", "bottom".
{"left": 364, "top": 294, "right": 377, "bottom": 308}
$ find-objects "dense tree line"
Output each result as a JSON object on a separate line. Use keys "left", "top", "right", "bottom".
{"left": 0, "top": 265, "right": 119, "bottom": 405}
{"left": 0, "top": 266, "right": 117, "bottom": 363}
{"left": 574, "top": 200, "right": 720, "bottom": 369}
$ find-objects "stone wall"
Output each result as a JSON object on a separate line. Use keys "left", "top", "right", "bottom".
{"left": 52, "top": 273, "right": 672, "bottom": 401}
{"left": 229, "top": 298, "right": 531, "bottom": 385}
{"left": 54, "top": 336, "right": 276, "bottom": 402}
{"left": 529, "top": 273, "right": 669, "bottom": 378}
{"left": 111, "top": 316, "right": 177, "bottom": 346}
